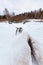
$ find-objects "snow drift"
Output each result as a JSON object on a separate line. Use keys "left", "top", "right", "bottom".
{"left": 0, "top": 23, "right": 32, "bottom": 65}
{"left": 0, "top": 19, "right": 43, "bottom": 65}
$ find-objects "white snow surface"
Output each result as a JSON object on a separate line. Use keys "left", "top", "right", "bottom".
{"left": 0, "top": 19, "right": 43, "bottom": 65}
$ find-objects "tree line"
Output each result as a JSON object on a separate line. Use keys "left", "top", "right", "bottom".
{"left": 0, "top": 8, "right": 43, "bottom": 22}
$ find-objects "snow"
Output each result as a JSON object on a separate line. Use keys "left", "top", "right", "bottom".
{"left": 0, "top": 22, "right": 32, "bottom": 65}
{"left": 0, "top": 19, "right": 43, "bottom": 65}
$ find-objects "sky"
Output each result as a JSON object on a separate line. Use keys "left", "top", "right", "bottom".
{"left": 0, "top": 0, "right": 43, "bottom": 15}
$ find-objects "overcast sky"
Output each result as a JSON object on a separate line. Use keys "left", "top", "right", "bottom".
{"left": 0, "top": 0, "right": 43, "bottom": 15}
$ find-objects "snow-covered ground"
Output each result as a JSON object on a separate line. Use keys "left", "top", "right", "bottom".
{"left": 0, "top": 19, "right": 43, "bottom": 65}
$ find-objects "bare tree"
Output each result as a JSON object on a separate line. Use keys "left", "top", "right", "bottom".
{"left": 4, "top": 8, "right": 9, "bottom": 15}
{"left": 12, "top": 12, "right": 15, "bottom": 17}
{"left": 3, "top": 8, "right": 10, "bottom": 19}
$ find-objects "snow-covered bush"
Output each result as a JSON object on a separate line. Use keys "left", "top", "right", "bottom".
{"left": 15, "top": 27, "right": 23, "bottom": 35}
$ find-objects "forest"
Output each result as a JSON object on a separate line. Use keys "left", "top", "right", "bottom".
{"left": 0, "top": 8, "right": 43, "bottom": 22}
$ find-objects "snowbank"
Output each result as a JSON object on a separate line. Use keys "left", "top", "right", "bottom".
{"left": 28, "top": 36, "right": 43, "bottom": 65}
{"left": 0, "top": 23, "right": 32, "bottom": 65}
{"left": 0, "top": 19, "right": 43, "bottom": 65}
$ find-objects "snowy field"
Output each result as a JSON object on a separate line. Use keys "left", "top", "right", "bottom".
{"left": 0, "top": 19, "right": 43, "bottom": 65}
